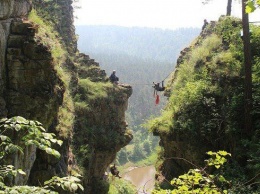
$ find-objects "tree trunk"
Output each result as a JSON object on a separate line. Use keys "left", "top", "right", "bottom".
{"left": 242, "top": 0, "right": 252, "bottom": 136}
{"left": 226, "top": 0, "right": 232, "bottom": 15}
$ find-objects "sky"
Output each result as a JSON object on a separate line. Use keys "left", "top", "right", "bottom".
{"left": 74, "top": 0, "right": 259, "bottom": 30}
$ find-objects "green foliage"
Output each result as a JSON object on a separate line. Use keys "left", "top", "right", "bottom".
{"left": 44, "top": 175, "right": 84, "bottom": 192}
{"left": 76, "top": 26, "right": 200, "bottom": 63}
{"left": 149, "top": 16, "right": 260, "bottom": 193}
{"left": 147, "top": 110, "right": 173, "bottom": 134}
{"left": 33, "top": 0, "right": 78, "bottom": 52}
{"left": 143, "top": 139, "right": 152, "bottom": 155}
{"left": 246, "top": 0, "right": 260, "bottom": 13}
{"left": 29, "top": 9, "right": 75, "bottom": 138}
{"left": 29, "top": 9, "right": 67, "bottom": 65}
{"left": 187, "top": 34, "right": 221, "bottom": 68}
{"left": 0, "top": 165, "right": 26, "bottom": 185}
{"left": 0, "top": 186, "right": 58, "bottom": 194}
{"left": 0, "top": 116, "right": 62, "bottom": 159}
{"left": 206, "top": 150, "right": 231, "bottom": 169}
{"left": 214, "top": 16, "right": 242, "bottom": 54}
{"left": 108, "top": 177, "right": 136, "bottom": 194}
{"left": 117, "top": 147, "right": 129, "bottom": 165}
{"left": 153, "top": 151, "right": 231, "bottom": 194}
{"left": 0, "top": 116, "right": 83, "bottom": 193}
{"left": 148, "top": 17, "right": 246, "bottom": 136}
{"left": 77, "top": 78, "right": 112, "bottom": 100}
{"left": 211, "top": 51, "right": 241, "bottom": 77}
{"left": 131, "top": 143, "right": 146, "bottom": 162}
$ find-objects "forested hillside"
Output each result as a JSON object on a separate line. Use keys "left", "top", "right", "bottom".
{"left": 76, "top": 25, "right": 200, "bottom": 163}
{"left": 76, "top": 25, "right": 200, "bottom": 63}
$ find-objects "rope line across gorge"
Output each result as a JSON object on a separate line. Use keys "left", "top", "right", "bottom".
{"left": 123, "top": 69, "right": 174, "bottom": 86}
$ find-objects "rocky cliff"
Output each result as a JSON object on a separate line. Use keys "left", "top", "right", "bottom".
{"left": 0, "top": 1, "right": 132, "bottom": 193}
{"left": 151, "top": 16, "right": 260, "bottom": 190}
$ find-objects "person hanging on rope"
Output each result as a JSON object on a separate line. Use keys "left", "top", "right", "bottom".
{"left": 153, "top": 81, "right": 165, "bottom": 105}
{"left": 153, "top": 81, "right": 165, "bottom": 93}
{"left": 110, "top": 164, "right": 122, "bottom": 179}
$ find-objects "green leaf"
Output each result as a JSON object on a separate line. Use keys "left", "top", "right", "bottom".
{"left": 78, "top": 184, "right": 84, "bottom": 191}
{"left": 46, "top": 148, "right": 53, "bottom": 155}
{"left": 61, "top": 184, "right": 65, "bottom": 190}
{"left": 0, "top": 135, "right": 8, "bottom": 141}
{"left": 57, "top": 140, "right": 63, "bottom": 146}
{"left": 15, "top": 116, "right": 29, "bottom": 124}
{"left": 246, "top": 1, "right": 256, "bottom": 13}
{"left": 64, "top": 181, "right": 70, "bottom": 189}
{"left": 18, "top": 169, "right": 26, "bottom": 175}
{"left": 69, "top": 176, "right": 81, "bottom": 182}
{"left": 25, "top": 140, "right": 35, "bottom": 145}
{"left": 42, "top": 133, "right": 53, "bottom": 140}
{"left": 215, "top": 165, "right": 221, "bottom": 169}
{"left": 50, "top": 138, "right": 57, "bottom": 143}
{"left": 52, "top": 150, "right": 61, "bottom": 158}
{"left": 39, "top": 126, "right": 46, "bottom": 132}
{"left": 29, "top": 121, "right": 35, "bottom": 126}
{"left": 70, "top": 183, "right": 78, "bottom": 191}
{"left": 9, "top": 190, "right": 19, "bottom": 194}
{"left": 14, "top": 124, "right": 21, "bottom": 131}
{"left": 218, "top": 175, "right": 226, "bottom": 182}
{"left": 35, "top": 121, "right": 42, "bottom": 126}
{"left": 38, "top": 144, "right": 46, "bottom": 150}
{"left": 218, "top": 150, "right": 230, "bottom": 156}
{"left": 0, "top": 118, "right": 8, "bottom": 123}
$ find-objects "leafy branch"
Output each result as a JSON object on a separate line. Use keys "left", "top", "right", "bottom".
{"left": 0, "top": 116, "right": 84, "bottom": 193}
{"left": 153, "top": 151, "right": 231, "bottom": 194}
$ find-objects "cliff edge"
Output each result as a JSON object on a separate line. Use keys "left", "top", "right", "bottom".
{"left": 0, "top": 1, "right": 133, "bottom": 193}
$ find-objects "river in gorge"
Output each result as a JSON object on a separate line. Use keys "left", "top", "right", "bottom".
{"left": 123, "top": 165, "right": 156, "bottom": 194}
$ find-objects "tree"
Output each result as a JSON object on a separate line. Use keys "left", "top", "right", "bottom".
{"left": 227, "top": 0, "right": 233, "bottom": 15}
{"left": 242, "top": 0, "right": 253, "bottom": 135}
{"left": 117, "top": 148, "right": 129, "bottom": 165}
{"left": 131, "top": 143, "right": 146, "bottom": 162}
{"left": 143, "top": 140, "right": 152, "bottom": 156}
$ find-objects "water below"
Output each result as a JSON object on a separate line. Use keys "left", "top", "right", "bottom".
{"left": 123, "top": 165, "right": 156, "bottom": 194}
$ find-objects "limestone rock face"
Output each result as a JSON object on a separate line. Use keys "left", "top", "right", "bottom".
{"left": 1, "top": 1, "right": 133, "bottom": 192}
{"left": 6, "top": 19, "right": 64, "bottom": 127}
{"left": 154, "top": 20, "right": 227, "bottom": 187}
{"left": 0, "top": 3, "right": 64, "bottom": 185}
{"left": 155, "top": 132, "right": 211, "bottom": 185}
{"left": 0, "top": 0, "right": 31, "bottom": 20}
{"left": 0, "top": 21, "right": 8, "bottom": 117}
{"left": 33, "top": 0, "right": 77, "bottom": 53}
{"left": 0, "top": 0, "right": 32, "bottom": 117}
{"left": 73, "top": 54, "right": 133, "bottom": 194}
{"left": 0, "top": 0, "right": 59, "bottom": 185}
{"left": 4, "top": 19, "right": 67, "bottom": 186}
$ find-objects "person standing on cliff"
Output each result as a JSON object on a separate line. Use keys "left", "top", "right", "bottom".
{"left": 202, "top": 19, "right": 209, "bottom": 30}
{"left": 109, "top": 70, "right": 119, "bottom": 84}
